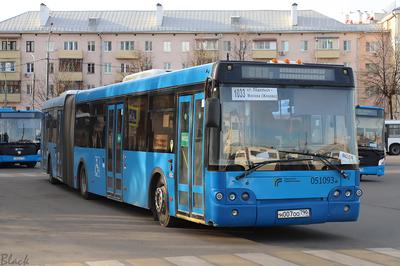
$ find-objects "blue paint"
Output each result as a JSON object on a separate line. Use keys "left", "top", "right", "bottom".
{"left": 75, "top": 64, "right": 213, "bottom": 103}
{"left": 356, "top": 105, "right": 384, "bottom": 110}
{"left": 74, "top": 147, "right": 107, "bottom": 194}
{"left": 204, "top": 169, "right": 360, "bottom": 227}
{"left": 360, "top": 165, "right": 385, "bottom": 176}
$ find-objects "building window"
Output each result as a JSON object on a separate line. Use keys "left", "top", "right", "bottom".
{"left": 49, "top": 63, "right": 54, "bottom": 74}
{"left": 343, "top": 40, "right": 351, "bottom": 51}
{"left": 26, "top": 84, "right": 32, "bottom": 95}
{"left": 196, "top": 39, "right": 218, "bottom": 50}
{"left": 163, "top": 41, "right": 171, "bottom": 52}
{"left": 316, "top": 38, "right": 339, "bottom": 50}
{"left": 281, "top": 41, "right": 289, "bottom": 52}
{"left": 59, "top": 59, "right": 82, "bottom": 72}
{"left": 223, "top": 41, "right": 231, "bottom": 52}
{"left": 64, "top": 41, "right": 78, "bottom": 51}
{"left": 163, "top": 62, "right": 171, "bottom": 70}
{"left": 300, "top": 40, "right": 308, "bottom": 51}
{"left": 145, "top": 41, "right": 153, "bottom": 52}
{"left": 0, "top": 81, "right": 21, "bottom": 94}
{"left": 121, "top": 41, "right": 134, "bottom": 51}
{"left": 182, "top": 62, "right": 189, "bottom": 68}
{"left": 87, "top": 63, "right": 95, "bottom": 74}
{"left": 88, "top": 41, "right": 95, "bottom": 51}
{"left": 104, "top": 41, "right": 112, "bottom": 52}
{"left": 120, "top": 63, "right": 130, "bottom": 73}
{"left": 47, "top": 41, "right": 55, "bottom": 52}
{"left": 104, "top": 63, "right": 112, "bottom": 74}
{"left": 182, "top": 41, "right": 190, "bottom": 52}
{"left": 0, "top": 41, "right": 17, "bottom": 51}
{"left": 87, "top": 84, "right": 95, "bottom": 89}
{"left": 49, "top": 84, "right": 54, "bottom": 96}
{"left": 26, "top": 41, "right": 34, "bottom": 52}
{"left": 0, "top": 62, "right": 16, "bottom": 72}
{"left": 366, "top": 41, "right": 378, "bottom": 52}
{"left": 253, "top": 40, "right": 276, "bottom": 50}
{"left": 26, "top": 63, "right": 34, "bottom": 73}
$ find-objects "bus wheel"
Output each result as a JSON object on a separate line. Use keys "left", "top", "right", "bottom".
{"left": 79, "top": 166, "right": 93, "bottom": 200}
{"left": 389, "top": 144, "right": 400, "bottom": 155}
{"left": 48, "top": 158, "right": 58, "bottom": 185}
{"left": 154, "top": 177, "right": 177, "bottom": 227}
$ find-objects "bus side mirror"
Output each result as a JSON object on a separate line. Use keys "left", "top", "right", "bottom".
{"left": 205, "top": 98, "right": 220, "bottom": 128}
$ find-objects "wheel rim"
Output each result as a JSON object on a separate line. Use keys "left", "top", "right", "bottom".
{"left": 81, "top": 168, "right": 87, "bottom": 193}
{"left": 155, "top": 187, "right": 164, "bottom": 213}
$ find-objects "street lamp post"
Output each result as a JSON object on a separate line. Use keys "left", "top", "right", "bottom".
{"left": 46, "top": 22, "right": 53, "bottom": 100}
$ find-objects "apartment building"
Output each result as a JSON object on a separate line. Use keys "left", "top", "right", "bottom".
{"left": 0, "top": 3, "right": 382, "bottom": 110}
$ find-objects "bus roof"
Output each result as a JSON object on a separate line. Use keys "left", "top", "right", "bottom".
{"left": 75, "top": 63, "right": 214, "bottom": 103}
{"left": 42, "top": 90, "right": 79, "bottom": 110}
{"left": 385, "top": 120, "right": 400, "bottom": 124}
{"left": 356, "top": 105, "right": 384, "bottom": 110}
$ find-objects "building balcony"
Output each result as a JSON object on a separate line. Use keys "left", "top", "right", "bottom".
{"left": 0, "top": 93, "right": 21, "bottom": 103}
{"left": 57, "top": 50, "right": 84, "bottom": 59}
{"left": 252, "top": 50, "right": 277, "bottom": 59}
{"left": 115, "top": 50, "right": 140, "bottom": 60}
{"left": 1, "top": 72, "right": 21, "bottom": 80}
{"left": 58, "top": 72, "right": 83, "bottom": 81}
{"left": 315, "top": 49, "right": 340, "bottom": 59}
{"left": 0, "top": 50, "right": 20, "bottom": 59}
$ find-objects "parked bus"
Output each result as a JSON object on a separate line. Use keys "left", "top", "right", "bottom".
{"left": 385, "top": 120, "right": 400, "bottom": 155}
{"left": 355, "top": 106, "right": 385, "bottom": 177}
{"left": 0, "top": 108, "right": 42, "bottom": 167}
{"left": 42, "top": 61, "right": 362, "bottom": 227}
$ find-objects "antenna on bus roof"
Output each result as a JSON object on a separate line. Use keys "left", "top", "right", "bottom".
{"left": 226, "top": 53, "right": 230, "bottom": 61}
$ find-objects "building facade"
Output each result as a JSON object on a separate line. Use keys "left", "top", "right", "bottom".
{"left": 0, "top": 3, "right": 383, "bottom": 110}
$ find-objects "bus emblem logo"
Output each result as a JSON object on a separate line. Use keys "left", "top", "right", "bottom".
{"left": 273, "top": 177, "right": 283, "bottom": 187}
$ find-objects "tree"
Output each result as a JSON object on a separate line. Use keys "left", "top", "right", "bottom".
{"left": 362, "top": 30, "right": 400, "bottom": 119}
{"left": 232, "top": 32, "right": 252, "bottom": 61}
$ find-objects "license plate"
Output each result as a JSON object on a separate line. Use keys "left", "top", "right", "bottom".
{"left": 13, "top": 157, "right": 25, "bottom": 161}
{"left": 277, "top": 209, "right": 310, "bottom": 219}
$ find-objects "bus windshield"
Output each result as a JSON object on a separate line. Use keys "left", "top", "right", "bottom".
{"left": 210, "top": 85, "right": 357, "bottom": 170}
{"left": 356, "top": 115, "right": 384, "bottom": 150}
{"left": 0, "top": 118, "right": 41, "bottom": 144}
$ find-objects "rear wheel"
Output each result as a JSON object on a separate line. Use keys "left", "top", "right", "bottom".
{"left": 48, "top": 158, "right": 58, "bottom": 184}
{"left": 153, "top": 177, "right": 178, "bottom": 227}
{"left": 389, "top": 144, "right": 400, "bottom": 155}
{"left": 79, "top": 165, "right": 93, "bottom": 199}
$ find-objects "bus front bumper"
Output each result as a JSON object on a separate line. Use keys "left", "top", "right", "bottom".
{"left": 360, "top": 165, "right": 385, "bottom": 176}
{"left": 0, "top": 154, "right": 41, "bottom": 163}
{"left": 207, "top": 199, "right": 360, "bottom": 227}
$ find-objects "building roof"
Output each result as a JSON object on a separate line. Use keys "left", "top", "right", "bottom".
{"left": 0, "top": 9, "right": 381, "bottom": 34}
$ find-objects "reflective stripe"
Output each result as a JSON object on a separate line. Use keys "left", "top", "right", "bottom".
{"left": 86, "top": 260, "right": 126, "bottom": 266}
{"left": 165, "top": 256, "right": 214, "bottom": 266}
{"left": 369, "top": 248, "right": 400, "bottom": 259}
{"left": 126, "top": 258, "right": 173, "bottom": 266}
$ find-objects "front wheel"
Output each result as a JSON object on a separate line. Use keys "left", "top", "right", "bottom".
{"left": 389, "top": 144, "right": 400, "bottom": 155}
{"left": 153, "top": 177, "right": 178, "bottom": 227}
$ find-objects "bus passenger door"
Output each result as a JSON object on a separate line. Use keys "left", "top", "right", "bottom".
{"left": 106, "top": 103, "right": 124, "bottom": 200}
{"left": 177, "top": 92, "right": 205, "bottom": 218}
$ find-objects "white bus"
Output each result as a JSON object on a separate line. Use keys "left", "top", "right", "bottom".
{"left": 385, "top": 120, "right": 400, "bottom": 155}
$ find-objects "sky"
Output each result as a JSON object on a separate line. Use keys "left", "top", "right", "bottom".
{"left": 0, "top": 0, "right": 396, "bottom": 23}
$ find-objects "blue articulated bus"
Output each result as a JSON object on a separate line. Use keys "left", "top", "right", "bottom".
{"left": 355, "top": 105, "right": 385, "bottom": 177}
{"left": 42, "top": 61, "right": 362, "bottom": 227}
{"left": 0, "top": 108, "right": 42, "bottom": 167}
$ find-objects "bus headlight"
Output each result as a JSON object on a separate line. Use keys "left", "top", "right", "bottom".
{"left": 37, "top": 149, "right": 41, "bottom": 155}
{"left": 356, "top": 189, "right": 363, "bottom": 197}
{"left": 241, "top": 192, "right": 250, "bottom": 201}
{"left": 378, "top": 158, "right": 385, "bottom": 165}
{"left": 345, "top": 190, "right": 352, "bottom": 197}
{"left": 228, "top": 193, "right": 236, "bottom": 201}
{"left": 333, "top": 190, "right": 340, "bottom": 197}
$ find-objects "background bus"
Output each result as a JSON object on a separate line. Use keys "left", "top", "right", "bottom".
{"left": 355, "top": 106, "right": 385, "bottom": 177}
{"left": 42, "top": 61, "right": 362, "bottom": 227}
{"left": 385, "top": 120, "right": 400, "bottom": 155}
{"left": 0, "top": 108, "right": 42, "bottom": 167}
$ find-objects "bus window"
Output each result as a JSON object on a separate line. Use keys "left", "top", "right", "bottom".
{"left": 126, "top": 95, "right": 148, "bottom": 151}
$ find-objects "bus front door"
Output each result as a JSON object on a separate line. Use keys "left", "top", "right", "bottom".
{"left": 177, "top": 93, "right": 205, "bottom": 218}
{"left": 106, "top": 103, "right": 124, "bottom": 200}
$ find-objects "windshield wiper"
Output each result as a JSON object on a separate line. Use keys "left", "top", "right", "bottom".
{"left": 235, "top": 158, "right": 313, "bottom": 180}
{"left": 278, "top": 150, "right": 349, "bottom": 179}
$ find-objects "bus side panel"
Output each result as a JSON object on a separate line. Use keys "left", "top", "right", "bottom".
{"left": 123, "top": 151, "right": 175, "bottom": 214}
{"left": 48, "top": 142, "right": 57, "bottom": 176}
{"left": 73, "top": 147, "right": 106, "bottom": 196}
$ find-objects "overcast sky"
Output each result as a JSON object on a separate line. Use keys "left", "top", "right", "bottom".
{"left": 0, "top": 0, "right": 396, "bottom": 23}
